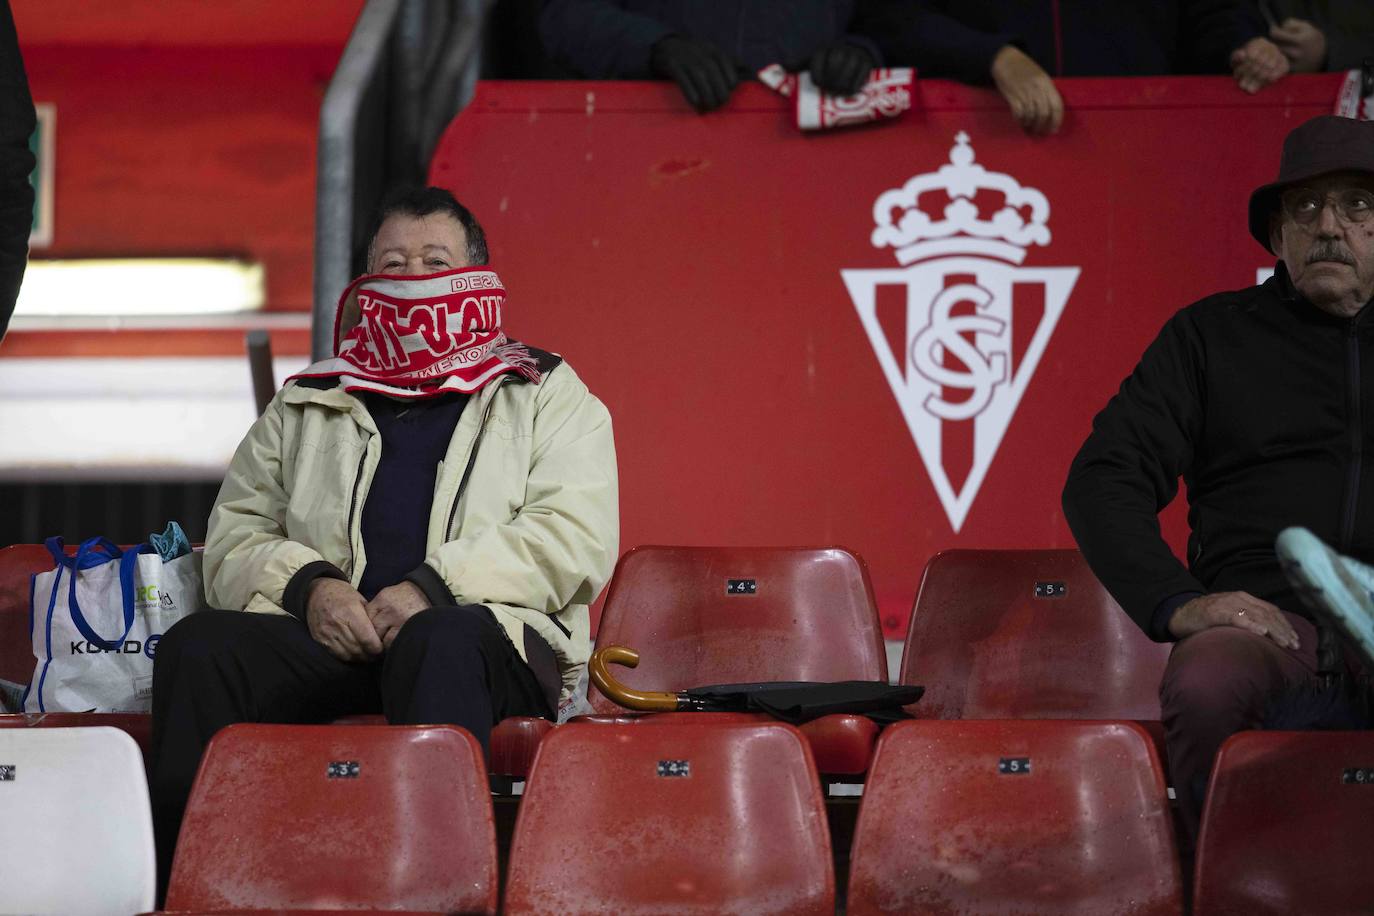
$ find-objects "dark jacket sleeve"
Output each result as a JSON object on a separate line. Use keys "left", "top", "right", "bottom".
{"left": 852, "top": 0, "right": 1016, "bottom": 84}
{"left": 0, "top": 0, "right": 35, "bottom": 342}
{"left": 1179, "top": 0, "right": 1266, "bottom": 72}
{"left": 1322, "top": 3, "right": 1374, "bottom": 72}
{"left": 538, "top": 0, "right": 676, "bottom": 78}
{"left": 1062, "top": 309, "right": 1210, "bottom": 640}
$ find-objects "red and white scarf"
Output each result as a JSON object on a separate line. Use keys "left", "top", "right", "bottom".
{"left": 758, "top": 64, "right": 915, "bottom": 131}
{"left": 290, "top": 267, "right": 540, "bottom": 398}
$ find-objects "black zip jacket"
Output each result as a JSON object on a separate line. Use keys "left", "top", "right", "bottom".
{"left": 1063, "top": 263, "right": 1374, "bottom": 641}
{"left": 538, "top": 0, "right": 880, "bottom": 78}
{"left": 853, "top": 0, "right": 1263, "bottom": 83}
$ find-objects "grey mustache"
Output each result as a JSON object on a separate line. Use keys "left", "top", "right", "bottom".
{"left": 1308, "top": 243, "right": 1354, "bottom": 265}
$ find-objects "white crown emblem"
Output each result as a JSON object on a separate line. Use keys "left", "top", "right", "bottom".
{"left": 843, "top": 130, "right": 1079, "bottom": 532}
{"left": 870, "top": 132, "right": 1051, "bottom": 266}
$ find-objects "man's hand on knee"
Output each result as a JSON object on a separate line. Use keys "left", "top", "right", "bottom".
{"left": 367, "top": 582, "right": 430, "bottom": 650}
{"left": 1168, "top": 591, "right": 1301, "bottom": 650}
{"left": 306, "top": 578, "right": 383, "bottom": 661}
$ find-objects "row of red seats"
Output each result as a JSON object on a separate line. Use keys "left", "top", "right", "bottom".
{"left": 6, "top": 717, "right": 1368, "bottom": 914}
{"left": 0, "top": 544, "right": 1165, "bottom": 779}
{"left": 3, "top": 544, "right": 1372, "bottom": 911}
{"left": 166, "top": 717, "right": 1180, "bottom": 914}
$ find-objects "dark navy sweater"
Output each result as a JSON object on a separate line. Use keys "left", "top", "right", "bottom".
{"left": 356, "top": 392, "right": 470, "bottom": 601}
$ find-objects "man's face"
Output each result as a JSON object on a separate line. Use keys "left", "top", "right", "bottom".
{"left": 1271, "top": 171, "right": 1374, "bottom": 318}
{"left": 367, "top": 212, "right": 471, "bottom": 275}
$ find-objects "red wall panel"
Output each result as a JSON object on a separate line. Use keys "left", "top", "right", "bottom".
{"left": 429, "top": 76, "right": 1343, "bottom": 636}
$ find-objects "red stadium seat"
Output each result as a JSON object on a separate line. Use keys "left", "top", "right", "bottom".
{"left": 505, "top": 717, "right": 834, "bottom": 914}
{"left": 1193, "top": 730, "right": 1374, "bottom": 915}
{"left": 583, "top": 545, "right": 888, "bottom": 775}
{"left": 901, "top": 549, "right": 1172, "bottom": 760}
{"left": 164, "top": 723, "right": 497, "bottom": 914}
{"left": 572, "top": 710, "right": 880, "bottom": 775}
{"left": 847, "top": 719, "right": 1182, "bottom": 915}
{"left": 488, "top": 714, "right": 555, "bottom": 776}
{"left": 332, "top": 713, "right": 554, "bottom": 780}
{"left": 0, "top": 543, "right": 58, "bottom": 688}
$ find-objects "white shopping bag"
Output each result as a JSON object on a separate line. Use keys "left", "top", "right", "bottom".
{"left": 24, "top": 536, "right": 209, "bottom": 713}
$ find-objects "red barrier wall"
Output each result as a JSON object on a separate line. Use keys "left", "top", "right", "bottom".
{"left": 429, "top": 76, "right": 1343, "bottom": 636}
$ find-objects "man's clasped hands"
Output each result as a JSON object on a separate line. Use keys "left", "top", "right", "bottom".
{"left": 306, "top": 577, "right": 432, "bottom": 661}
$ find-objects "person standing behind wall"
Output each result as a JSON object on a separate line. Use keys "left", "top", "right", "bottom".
{"left": 0, "top": 0, "right": 35, "bottom": 342}
{"left": 1255, "top": 1, "right": 1374, "bottom": 74}
{"left": 852, "top": 0, "right": 1285, "bottom": 135}
{"left": 538, "top": 0, "right": 884, "bottom": 112}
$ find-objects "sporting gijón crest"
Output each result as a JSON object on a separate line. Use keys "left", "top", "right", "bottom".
{"left": 843, "top": 133, "right": 1079, "bottom": 532}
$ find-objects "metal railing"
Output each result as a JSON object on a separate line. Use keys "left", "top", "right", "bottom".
{"left": 313, "top": 0, "right": 491, "bottom": 361}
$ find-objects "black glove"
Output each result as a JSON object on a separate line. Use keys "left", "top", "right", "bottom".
{"left": 809, "top": 42, "right": 876, "bottom": 96}
{"left": 650, "top": 35, "right": 741, "bottom": 113}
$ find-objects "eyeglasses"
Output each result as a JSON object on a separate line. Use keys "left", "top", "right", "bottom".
{"left": 1280, "top": 187, "right": 1374, "bottom": 225}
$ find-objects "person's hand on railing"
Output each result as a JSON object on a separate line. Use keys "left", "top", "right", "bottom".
{"left": 1230, "top": 36, "right": 1290, "bottom": 94}
{"left": 990, "top": 45, "right": 1064, "bottom": 136}
{"left": 1269, "top": 18, "right": 1327, "bottom": 73}
{"left": 809, "top": 41, "right": 876, "bottom": 97}
{"left": 650, "top": 35, "right": 741, "bottom": 113}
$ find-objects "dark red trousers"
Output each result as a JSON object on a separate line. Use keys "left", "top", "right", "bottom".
{"left": 1159, "top": 611, "right": 1319, "bottom": 847}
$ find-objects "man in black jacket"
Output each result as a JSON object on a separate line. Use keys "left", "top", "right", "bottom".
{"left": 1063, "top": 115, "right": 1374, "bottom": 842}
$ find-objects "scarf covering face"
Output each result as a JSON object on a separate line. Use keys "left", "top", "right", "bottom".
{"left": 290, "top": 267, "right": 540, "bottom": 398}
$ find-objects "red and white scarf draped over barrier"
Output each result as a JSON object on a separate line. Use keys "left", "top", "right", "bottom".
{"left": 291, "top": 268, "right": 541, "bottom": 398}
{"left": 758, "top": 64, "right": 915, "bottom": 131}
{"left": 1334, "top": 69, "right": 1374, "bottom": 120}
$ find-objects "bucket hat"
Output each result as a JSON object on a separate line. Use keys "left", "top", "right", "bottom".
{"left": 1249, "top": 115, "right": 1374, "bottom": 253}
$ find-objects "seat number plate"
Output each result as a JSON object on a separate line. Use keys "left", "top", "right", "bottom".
{"left": 998, "top": 757, "right": 1031, "bottom": 775}
{"left": 1034, "top": 581, "right": 1067, "bottom": 598}
{"left": 726, "top": 579, "right": 757, "bottom": 595}
{"left": 0, "top": 765, "right": 13, "bottom": 781}
{"left": 327, "top": 761, "right": 360, "bottom": 779}
{"left": 1342, "top": 767, "right": 1374, "bottom": 784}
{"left": 657, "top": 760, "right": 691, "bottom": 777}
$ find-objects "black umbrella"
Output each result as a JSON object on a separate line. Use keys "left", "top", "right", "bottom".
{"left": 589, "top": 646, "right": 922, "bottom": 725}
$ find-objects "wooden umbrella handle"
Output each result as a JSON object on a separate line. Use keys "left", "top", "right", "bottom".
{"left": 588, "top": 645, "right": 680, "bottom": 712}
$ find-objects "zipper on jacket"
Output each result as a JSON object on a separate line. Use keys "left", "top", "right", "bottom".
{"left": 1340, "top": 318, "right": 1365, "bottom": 553}
{"left": 445, "top": 378, "right": 506, "bottom": 540}
{"left": 441, "top": 375, "right": 574, "bottom": 642}
{"left": 346, "top": 441, "right": 370, "bottom": 577}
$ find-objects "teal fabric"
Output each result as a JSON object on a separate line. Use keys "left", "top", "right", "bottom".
{"left": 149, "top": 521, "right": 192, "bottom": 562}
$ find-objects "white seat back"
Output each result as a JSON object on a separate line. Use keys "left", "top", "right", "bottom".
{"left": 0, "top": 726, "right": 155, "bottom": 915}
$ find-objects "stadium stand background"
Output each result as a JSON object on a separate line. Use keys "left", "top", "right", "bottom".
{"left": 1, "top": 1, "right": 363, "bottom": 546}
{"left": 4, "top": 4, "right": 1374, "bottom": 913}
{"left": 0, "top": 1, "right": 1352, "bottom": 640}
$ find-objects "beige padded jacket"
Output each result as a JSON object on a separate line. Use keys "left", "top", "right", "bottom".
{"left": 202, "top": 356, "right": 619, "bottom": 704}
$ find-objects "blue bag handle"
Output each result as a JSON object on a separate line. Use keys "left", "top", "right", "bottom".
{"left": 45, "top": 535, "right": 124, "bottom": 571}
{"left": 55, "top": 536, "right": 154, "bottom": 651}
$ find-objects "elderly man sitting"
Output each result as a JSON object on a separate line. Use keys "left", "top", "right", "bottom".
{"left": 1063, "top": 115, "right": 1374, "bottom": 849}
{"left": 148, "top": 186, "right": 618, "bottom": 886}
